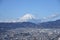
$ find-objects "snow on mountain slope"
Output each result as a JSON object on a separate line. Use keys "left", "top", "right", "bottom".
{"left": 17, "top": 14, "right": 36, "bottom": 22}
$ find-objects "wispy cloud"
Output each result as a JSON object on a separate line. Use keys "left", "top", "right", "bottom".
{"left": 40, "top": 13, "right": 60, "bottom": 22}
{"left": 42, "top": 13, "right": 60, "bottom": 20}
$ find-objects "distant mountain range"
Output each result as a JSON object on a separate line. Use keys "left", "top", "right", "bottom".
{"left": 0, "top": 19, "right": 60, "bottom": 32}
{"left": 39, "top": 19, "right": 60, "bottom": 28}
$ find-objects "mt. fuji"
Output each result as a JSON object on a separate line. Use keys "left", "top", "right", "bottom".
{"left": 17, "top": 14, "right": 36, "bottom": 22}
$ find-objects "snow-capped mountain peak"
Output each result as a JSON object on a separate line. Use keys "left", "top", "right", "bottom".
{"left": 18, "top": 14, "right": 36, "bottom": 22}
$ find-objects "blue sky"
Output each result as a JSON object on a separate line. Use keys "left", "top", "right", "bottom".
{"left": 0, "top": 0, "right": 60, "bottom": 21}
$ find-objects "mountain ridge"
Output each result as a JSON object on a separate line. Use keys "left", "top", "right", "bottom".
{"left": 0, "top": 19, "right": 60, "bottom": 31}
